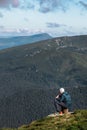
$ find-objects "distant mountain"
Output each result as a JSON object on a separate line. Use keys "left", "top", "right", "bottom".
{"left": 0, "top": 33, "right": 52, "bottom": 50}
{"left": 0, "top": 35, "right": 87, "bottom": 127}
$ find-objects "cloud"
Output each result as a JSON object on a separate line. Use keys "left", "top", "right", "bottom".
{"left": 38, "top": 0, "right": 87, "bottom": 13}
{"left": 0, "top": 0, "right": 19, "bottom": 8}
{"left": 19, "top": 1, "right": 35, "bottom": 10}
{"left": 47, "top": 22, "right": 66, "bottom": 28}
{"left": 39, "top": 7, "right": 51, "bottom": 13}
{"left": 0, "top": 0, "right": 81, "bottom": 13}
{"left": 0, "top": 26, "right": 4, "bottom": 29}
{"left": 38, "top": 0, "right": 75, "bottom": 13}
{"left": 0, "top": 27, "right": 30, "bottom": 35}
{"left": 0, "top": 0, "right": 85, "bottom": 14}
{"left": 79, "top": 1, "right": 87, "bottom": 9}
{"left": 39, "top": 0, "right": 58, "bottom": 13}
{"left": 24, "top": 17, "right": 29, "bottom": 22}
{"left": 0, "top": 0, "right": 9, "bottom": 8}
{"left": 0, "top": 0, "right": 35, "bottom": 10}
{"left": 0, "top": 12, "right": 3, "bottom": 17}
{"left": 12, "top": 0, "right": 19, "bottom": 8}
{"left": 17, "top": 28, "right": 29, "bottom": 33}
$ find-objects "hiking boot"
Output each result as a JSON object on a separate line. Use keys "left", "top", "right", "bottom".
{"left": 63, "top": 109, "right": 68, "bottom": 114}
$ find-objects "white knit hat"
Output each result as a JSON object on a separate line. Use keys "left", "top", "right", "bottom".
{"left": 59, "top": 88, "right": 65, "bottom": 94}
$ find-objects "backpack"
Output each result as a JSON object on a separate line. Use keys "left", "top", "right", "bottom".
{"left": 63, "top": 92, "right": 72, "bottom": 106}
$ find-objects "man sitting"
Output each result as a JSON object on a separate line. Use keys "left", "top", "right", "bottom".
{"left": 54, "top": 88, "right": 72, "bottom": 115}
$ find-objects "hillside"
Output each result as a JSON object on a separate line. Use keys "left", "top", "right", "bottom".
{"left": 1, "top": 110, "right": 87, "bottom": 130}
{"left": 0, "top": 35, "right": 87, "bottom": 88}
{"left": 0, "top": 35, "right": 87, "bottom": 127}
{"left": 0, "top": 33, "right": 52, "bottom": 50}
{"left": 19, "top": 110, "right": 87, "bottom": 130}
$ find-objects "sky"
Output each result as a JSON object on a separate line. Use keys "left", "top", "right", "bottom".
{"left": 0, "top": 0, "right": 87, "bottom": 37}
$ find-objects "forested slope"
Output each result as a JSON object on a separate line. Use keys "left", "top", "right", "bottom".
{"left": 0, "top": 35, "right": 87, "bottom": 127}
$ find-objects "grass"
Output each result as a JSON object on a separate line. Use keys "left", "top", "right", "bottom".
{"left": 1, "top": 110, "right": 86, "bottom": 130}
{"left": 18, "top": 110, "right": 87, "bottom": 130}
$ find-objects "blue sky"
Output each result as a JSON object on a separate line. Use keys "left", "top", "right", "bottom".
{"left": 0, "top": 0, "right": 87, "bottom": 37}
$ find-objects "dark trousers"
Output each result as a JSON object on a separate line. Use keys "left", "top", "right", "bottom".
{"left": 54, "top": 98, "right": 67, "bottom": 112}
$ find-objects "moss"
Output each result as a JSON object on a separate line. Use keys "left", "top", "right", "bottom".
{"left": 17, "top": 110, "right": 87, "bottom": 130}
{"left": 0, "top": 110, "right": 87, "bottom": 130}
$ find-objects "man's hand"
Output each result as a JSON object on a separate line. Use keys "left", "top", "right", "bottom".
{"left": 55, "top": 95, "right": 59, "bottom": 99}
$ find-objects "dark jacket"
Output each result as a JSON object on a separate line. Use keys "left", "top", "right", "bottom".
{"left": 58, "top": 92, "right": 71, "bottom": 107}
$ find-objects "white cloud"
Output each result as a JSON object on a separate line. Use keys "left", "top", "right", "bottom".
{"left": 0, "top": 12, "right": 3, "bottom": 17}
{"left": 0, "top": 0, "right": 87, "bottom": 37}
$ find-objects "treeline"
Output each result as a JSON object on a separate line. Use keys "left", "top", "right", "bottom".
{"left": 0, "top": 86, "right": 86, "bottom": 128}
{"left": 0, "top": 34, "right": 87, "bottom": 128}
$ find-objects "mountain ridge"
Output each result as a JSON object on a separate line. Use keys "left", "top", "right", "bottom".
{"left": 19, "top": 110, "right": 87, "bottom": 130}
{"left": 0, "top": 34, "right": 87, "bottom": 127}
{"left": 0, "top": 33, "right": 52, "bottom": 50}
{"left": 1, "top": 110, "right": 87, "bottom": 130}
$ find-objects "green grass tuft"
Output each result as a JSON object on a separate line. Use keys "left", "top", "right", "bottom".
{"left": 0, "top": 110, "right": 87, "bottom": 130}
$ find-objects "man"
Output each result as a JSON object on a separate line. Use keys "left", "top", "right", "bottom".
{"left": 54, "top": 88, "right": 71, "bottom": 115}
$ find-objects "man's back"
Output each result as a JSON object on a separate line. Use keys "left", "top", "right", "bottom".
{"left": 62, "top": 92, "right": 72, "bottom": 107}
